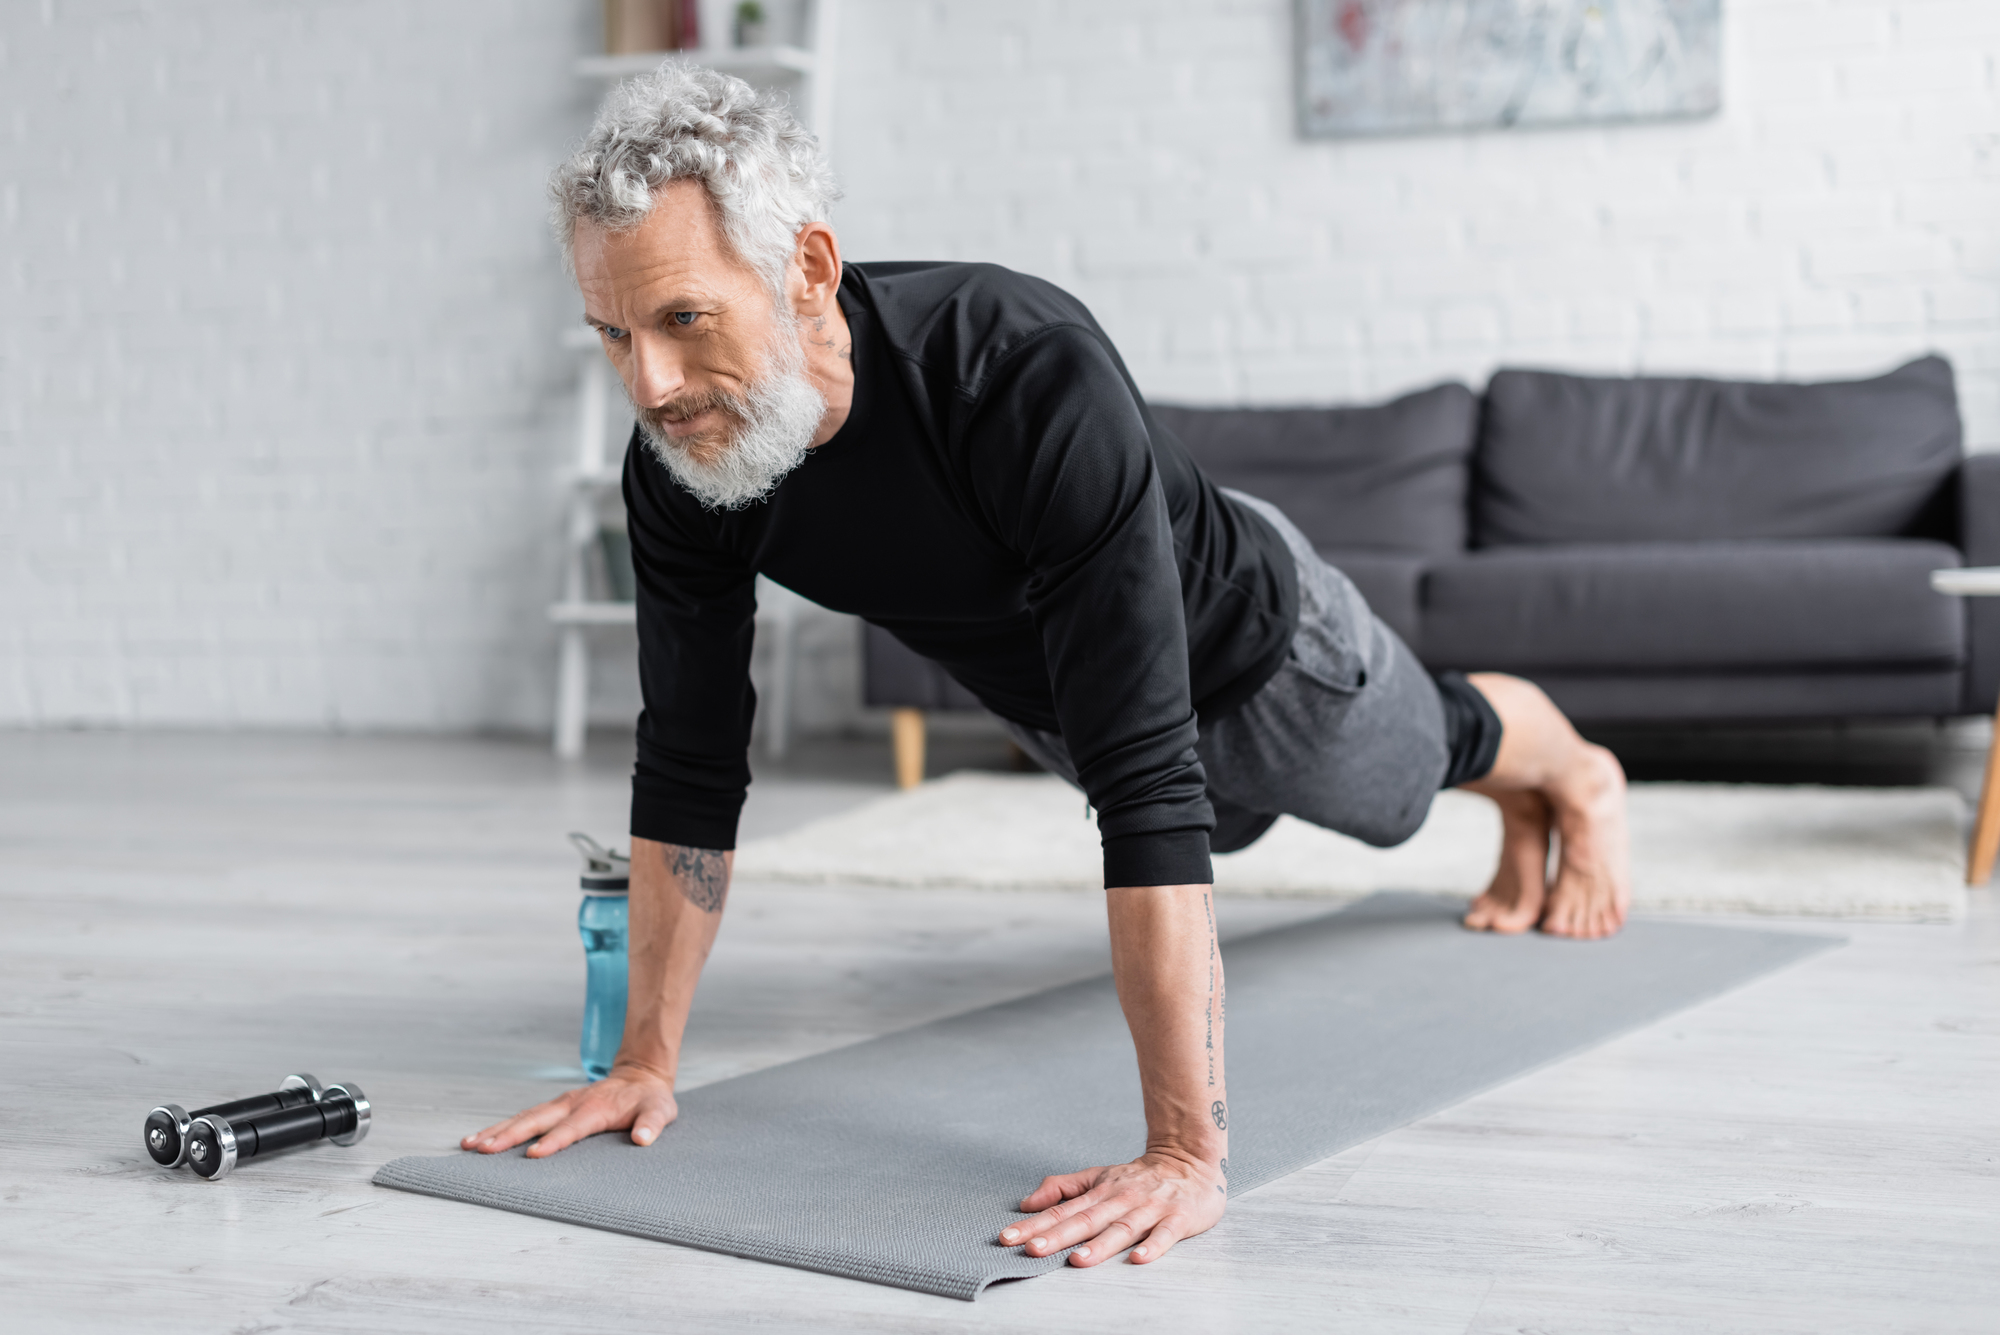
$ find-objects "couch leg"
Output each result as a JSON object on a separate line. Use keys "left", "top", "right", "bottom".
{"left": 891, "top": 708, "right": 926, "bottom": 790}
{"left": 1970, "top": 703, "right": 2000, "bottom": 885}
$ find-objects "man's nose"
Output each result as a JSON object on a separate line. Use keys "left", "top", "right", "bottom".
{"left": 624, "top": 333, "right": 684, "bottom": 408}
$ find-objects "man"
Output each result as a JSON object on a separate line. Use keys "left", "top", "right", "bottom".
{"left": 466, "top": 65, "right": 1630, "bottom": 1269}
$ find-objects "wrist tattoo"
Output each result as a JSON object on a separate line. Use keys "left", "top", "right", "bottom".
{"left": 667, "top": 845, "right": 728, "bottom": 912}
{"left": 1211, "top": 1100, "right": 1227, "bottom": 1131}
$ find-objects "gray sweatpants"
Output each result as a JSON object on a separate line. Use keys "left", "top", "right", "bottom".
{"left": 1006, "top": 492, "right": 1449, "bottom": 854}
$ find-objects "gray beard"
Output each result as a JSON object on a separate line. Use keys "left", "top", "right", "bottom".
{"left": 634, "top": 329, "right": 826, "bottom": 511}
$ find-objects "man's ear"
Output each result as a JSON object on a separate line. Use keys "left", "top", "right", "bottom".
{"left": 789, "top": 222, "right": 843, "bottom": 317}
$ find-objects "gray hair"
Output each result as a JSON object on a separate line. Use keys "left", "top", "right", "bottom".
{"left": 551, "top": 63, "right": 840, "bottom": 299}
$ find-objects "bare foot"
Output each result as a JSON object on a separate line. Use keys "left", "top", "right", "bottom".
{"left": 1464, "top": 790, "right": 1552, "bottom": 933}
{"left": 1537, "top": 744, "right": 1630, "bottom": 939}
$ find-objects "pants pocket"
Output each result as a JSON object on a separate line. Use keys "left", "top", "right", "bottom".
{"left": 1284, "top": 610, "right": 1368, "bottom": 696}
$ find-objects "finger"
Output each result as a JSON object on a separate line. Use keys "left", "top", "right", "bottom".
{"left": 1016, "top": 1168, "right": 1100, "bottom": 1214}
{"left": 1057, "top": 1193, "right": 1168, "bottom": 1261}
{"left": 629, "top": 1087, "right": 677, "bottom": 1146}
{"left": 463, "top": 1098, "right": 575, "bottom": 1153}
{"left": 1129, "top": 1215, "right": 1186, "bottom": 1265}
{"left": 465, "top": 1104, "right": 566, "bottom": 1150}
{"left": 1004, "top": 1180, "right": 1114, "bottom": 1250}
{"left": 1001, "top": 1196, "right": 1092, "bottom": 1251}
{"left": 1067, "top": 1215, "right": 1149, "bottom": 1268}
{"left": 523, "top": 1101, "right": 625, "bottom": 1159}
{"left": 1008, "top": 1175, "right": 1120, "bottom": 1239}
{"left": 1017, "top": 1188, "right": 1143, "bottom": 1257}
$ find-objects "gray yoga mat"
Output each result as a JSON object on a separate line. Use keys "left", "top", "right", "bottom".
{"left": 375, "top": 893, "right": 1836, "bottom": 1299}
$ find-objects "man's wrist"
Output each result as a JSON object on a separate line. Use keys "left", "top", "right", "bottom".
{"left": 610, "top": 1043, "right": 678, "bottom": 1086}
{"left": 1145, "top": 1127, "right": 1227, "bottom": 1169}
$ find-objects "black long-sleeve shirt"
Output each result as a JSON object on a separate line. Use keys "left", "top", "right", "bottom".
{"left": 625, "top": 261, "right": 1298, "bottom": 887}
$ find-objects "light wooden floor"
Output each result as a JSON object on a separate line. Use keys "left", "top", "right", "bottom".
{"left": 3, "top": 729, "right": 1997, "bottom": 1333}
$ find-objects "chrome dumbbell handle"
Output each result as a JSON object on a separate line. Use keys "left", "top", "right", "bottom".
{"left": 143, "top": 1074, "right": 323, "bottom": 1168}
{"left": 187, "top": 1082, "right": 369, "bottom": 1181}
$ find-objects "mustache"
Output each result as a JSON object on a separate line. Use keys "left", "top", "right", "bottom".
{"left": 640, "top": 387, "right": 746, "bottom": 429}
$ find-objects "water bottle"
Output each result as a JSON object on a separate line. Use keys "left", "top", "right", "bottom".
{"left": 570, "top": 833, "right": 631, "bottom": 1081}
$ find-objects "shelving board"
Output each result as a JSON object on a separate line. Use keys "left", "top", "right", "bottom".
{"left": 576, "top": 46, "right": 816, "bottom": 81}
{"left": 549, "top": 601, "right": 638, "bottom": 626}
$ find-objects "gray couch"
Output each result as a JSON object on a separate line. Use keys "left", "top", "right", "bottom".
{"left": 865, "top": 355, "right": 1998, "bottom": 741}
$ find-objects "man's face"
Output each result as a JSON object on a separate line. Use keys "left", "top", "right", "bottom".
{"left": 575, "top": 180, "right": 825, "bottom": 508}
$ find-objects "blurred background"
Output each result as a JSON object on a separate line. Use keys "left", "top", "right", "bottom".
{"left": 3, "top": 0, "right": 1995, "bottom": 761}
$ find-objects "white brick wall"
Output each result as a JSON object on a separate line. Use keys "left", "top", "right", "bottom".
{"left": 832, "top": 0, "right": 2000, "bottom": 437}
{"left": 1, "top": 1, "right": 600, "bottom": 729}
{"left": 5, "top": 0, "right": 1997, "bottom": 733}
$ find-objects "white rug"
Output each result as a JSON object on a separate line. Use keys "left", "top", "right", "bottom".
{"left": 734, "top": 773, "right": 1969, "bottom": 920}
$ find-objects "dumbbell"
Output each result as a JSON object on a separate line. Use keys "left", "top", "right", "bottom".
{"left": 144, "top": 1074, "right": 325, "bottom": 1169}
{"left": 185, "top": 1082, "right": 370, "bottom": 1181}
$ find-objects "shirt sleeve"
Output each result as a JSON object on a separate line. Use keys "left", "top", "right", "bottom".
{"left": 963, "top": 325, "right": 1215, "bottom": 888}
{"left": 623, "top": 433, "right": 757, "bottom": 851}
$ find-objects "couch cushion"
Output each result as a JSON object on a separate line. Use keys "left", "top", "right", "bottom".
{"left": 1474, "top": 356, "right": 1962, "bottom": 547}
{"left": 1421, "top": 540, "right": 1964, "bottom": 673}
{"left": 1524, "top": 670, "right": 1967, "bottom": 725}
{"left": 1154, "top": 382, "right": 1478, "bottom": 555}
{"left": 862, "top": 622, "right": 985, "bottom": 711}
{"left": 1316, "top": 550, "right": 1427, "bottom": 650}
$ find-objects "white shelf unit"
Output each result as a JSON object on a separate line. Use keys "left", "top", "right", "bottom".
{"left": 548, "top": 4, "right": 837, "bottom": 759}
{"left": 574, "top": 1, "right": 839, "bottom": 144}
{"left": 549, "top": 327, "right": 622, "bottom": 761}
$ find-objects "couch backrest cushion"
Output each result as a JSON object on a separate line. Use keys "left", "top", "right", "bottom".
{"left": 1152, "top": 382, "right": 1478, "bottom": 555}
{"left": 1473, "top": 356, "right": 1962, "bottom": 547}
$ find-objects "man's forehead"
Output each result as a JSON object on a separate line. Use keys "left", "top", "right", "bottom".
{"left": 577, "top": 184, "right": 725, "bottom": 272}
{"left": 573, "top": 189, "right": 753, "bottom": 312}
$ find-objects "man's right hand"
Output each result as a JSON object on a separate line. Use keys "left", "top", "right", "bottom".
{"left": 461, "top": 1063, "right": 678, "bottom": 1158}
{"left": 462, "top": 839, "right": 730, "bottom": 1160}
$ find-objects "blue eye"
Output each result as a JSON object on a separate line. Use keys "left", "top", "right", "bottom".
{"left": 673, "top": 311, "right": 698, "bottom": 327}
{"left": 600, "top": 325, "right": 627, "bottom": 342}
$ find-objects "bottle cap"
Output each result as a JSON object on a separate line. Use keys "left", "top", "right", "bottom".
{"left": 569, "top": 832, "right": 631, "bottom": 893}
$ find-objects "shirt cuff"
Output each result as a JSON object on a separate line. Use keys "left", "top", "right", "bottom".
{"left": 1101, "top": 828, "right": 1213, "bottom": 889}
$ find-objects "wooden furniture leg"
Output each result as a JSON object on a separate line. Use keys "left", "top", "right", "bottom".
{"left": 891, "top": 708, "right": 926, "bottom": 790}
{"left": 1969, "top": 698, "right": 2000, "bottom": 885}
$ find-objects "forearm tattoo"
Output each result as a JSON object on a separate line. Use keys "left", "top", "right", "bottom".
{"left": 1204, "top": 892, "right": 1218, "bottom": 1088}
{"left": 667, "top": 845, "right": 728, "bottom": 912}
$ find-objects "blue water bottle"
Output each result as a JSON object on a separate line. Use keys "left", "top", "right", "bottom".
{"left": 570, "top": 833, "right": 631, "bottom": 1081}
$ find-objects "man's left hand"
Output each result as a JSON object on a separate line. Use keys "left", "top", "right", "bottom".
{"left": 997, "top": 1149, "right": 1227, "bottom": 1267}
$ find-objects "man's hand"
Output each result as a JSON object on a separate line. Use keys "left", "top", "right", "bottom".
{"left": 460, "top": 838, "right": 729, "bottom": 1160}
{"left": 461, "top": 1063, "right": 678, "bottom": 1158}
{"left": 998, "top": 1149, "right": 1227, "bottom": 1266}
{"left": 1003, "top": 882, "right": 1229, "bottom": 1270}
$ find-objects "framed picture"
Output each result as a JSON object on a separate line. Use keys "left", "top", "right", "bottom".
{"left": 1297, "top": 0, "right": 1722, "bottom": 138}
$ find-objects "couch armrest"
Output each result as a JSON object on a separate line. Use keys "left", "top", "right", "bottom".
{"left": 1959, "top": 454, "right": 2000, "bottom": 711}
